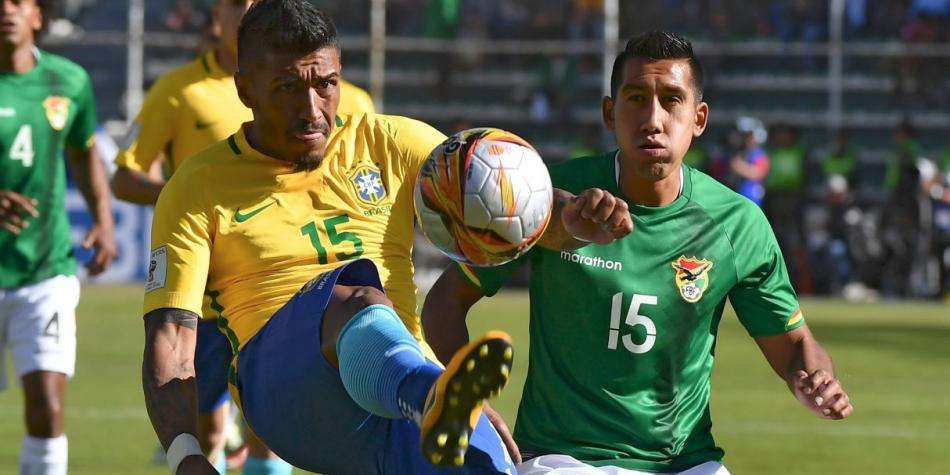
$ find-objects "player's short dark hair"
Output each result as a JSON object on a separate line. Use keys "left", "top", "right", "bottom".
{"left": 237, "top": 0, "right": 338, "bottom": 72}
{"left": 610, "top": 31, "right": 704, "bottom": 101}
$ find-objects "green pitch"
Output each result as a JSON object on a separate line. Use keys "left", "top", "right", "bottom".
{"left": 0, "top": 286, "right": 947, "bottom": 474}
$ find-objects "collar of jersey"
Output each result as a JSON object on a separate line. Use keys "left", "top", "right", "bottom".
{"left": 0, "top": 47, "right": 44, "bottom": 79}
{"left": 610, "top": 150, "right": 692, "bottom": 218}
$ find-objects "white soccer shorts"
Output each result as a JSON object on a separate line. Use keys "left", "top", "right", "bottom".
{"left": 0, "top": 274, "right": 79, "bottom": 391}
{"left": 517, "top": 454, "right": 730, "bottom": 475}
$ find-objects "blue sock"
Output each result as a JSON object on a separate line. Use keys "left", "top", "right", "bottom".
{"left": 336, "top": 304, "right": 442, "bottom": 422}
{"left": 212, "top": 450, "right": 226, "bottom": 474}
{"left": 243, "top": 456, "right": 293, "bottom": 475}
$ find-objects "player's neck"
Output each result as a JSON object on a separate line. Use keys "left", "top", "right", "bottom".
{"left": 214, "top": 47, "right": 238, "bottom": 75}
{"left": 0, "top": 43, "right": 37, "bottom": 74}
{"left": 245, "top": 123, "right": 292, "bottom": 165}
{"left": 617, "top": 157, "right": 681, "bottom": 208}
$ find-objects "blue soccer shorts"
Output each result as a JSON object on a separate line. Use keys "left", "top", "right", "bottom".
{"left": 195, "top": 318, "right": 231, "bottom": 413}
{"left": 235, "top": 259, "right": 514, "bottom": 474}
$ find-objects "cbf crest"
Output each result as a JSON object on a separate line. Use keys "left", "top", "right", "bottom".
{"left": 671, "top": 256, "right": 713, "bottom": 303}
{"left": 350, "top": 165, "right": 387, "bottom": 205}
{"left": 43, "top": 96, "right": 71, "bottom": 131}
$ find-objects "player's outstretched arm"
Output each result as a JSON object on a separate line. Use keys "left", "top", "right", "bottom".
{"left": 421, "top": 267, "right": 522, "bottom": 464}
{"left": 142, "top": 308, "right": 217, "bottom": 474}
{"left": 755, "top": 325, "right": 853, "bottom": 420}
{"left": 538, "top": 188, "right": 633, "bottom": 251}
{"left": 66, "top": 145, "right": 117, "bottom": 275}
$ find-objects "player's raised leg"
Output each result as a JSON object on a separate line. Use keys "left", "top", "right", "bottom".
{"left": 237, "top": 259, "right": 515, "bottom": 473}
{"left": 329, "top": 292, "right": 513, "bottom": 467}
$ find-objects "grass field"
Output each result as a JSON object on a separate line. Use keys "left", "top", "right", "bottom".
{"left": 0, "top": 285, "right": 948, "bottom": 474}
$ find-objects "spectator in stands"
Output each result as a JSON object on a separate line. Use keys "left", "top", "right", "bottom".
{"left": 423, "top": 0, "right": 460, "bottom": 39}
{"left": 771, "top": 0, "right": 826, "bottom": 43}
{"left": 165, "top": 0, "right": 211, "bottom": 32}
{"left": 535, "top": 53, "right": 580, "bottom": 132}
{"left": 766, "top": 124, "right": 809, "bottom": 289}
{"left": 822, "top": 130, "right": 858, "bottom": 185}
{"left": 388, "top": 0, "right": 427, "bottom": 35}
{"left": 885, "top": 121, "right": 922, "bottom": 191}
{"left": 881, "top": 122, "right": 925, "bottom": 297}
{"left": 820, "top": 174, "right": 857, "bottom": 295}
{"left": 568, "top": 0, "right": 602, "bottom": 40}
{"left": 730, "top": 117, "right": 770, "bottom": 206}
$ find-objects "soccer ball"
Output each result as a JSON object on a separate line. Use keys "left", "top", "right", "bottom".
{"left": 414, "top": 128, "right": 553, "bottom": 266}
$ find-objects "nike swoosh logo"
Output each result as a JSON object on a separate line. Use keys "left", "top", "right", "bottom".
{"left": 234, "top": 202, "right": 274, "bottom": 223}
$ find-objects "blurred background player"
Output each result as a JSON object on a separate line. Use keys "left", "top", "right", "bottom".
{"left": 424, "top": 31, "right": 853, "bottom": 475}
{"left": 0, "top": 0, "right": 116, "bottom": 473}
{"left": 110, "top": 0, "right": 379, "bottom": 471}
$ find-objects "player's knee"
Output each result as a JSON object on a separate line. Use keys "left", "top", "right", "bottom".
{"left": 345, "top": 286, "right": 392, "bottom": 313}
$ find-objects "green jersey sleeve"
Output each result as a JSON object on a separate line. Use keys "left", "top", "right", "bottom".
{"left": 456, "top": 254, "right": 526, "bottom": 297}
{"left": 66, "top": 71, "right": 97, "bottom": 149}
{"left": 727, "top": 204, "right": 804, "bottom": 337}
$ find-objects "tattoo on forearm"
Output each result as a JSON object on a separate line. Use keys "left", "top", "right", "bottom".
{"left": 142, "top": 308, "right": 199, "bottom": 448}
{"left": 144, "top": 308, "right": 199, "bottom": 329}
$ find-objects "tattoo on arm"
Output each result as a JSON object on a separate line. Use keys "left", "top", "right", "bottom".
{"left": 147, "top": 307, "right": 200, "bottom": 329}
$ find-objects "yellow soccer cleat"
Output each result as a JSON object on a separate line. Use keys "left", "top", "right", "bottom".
{"left": 420, "top": 331, "right": 513, "bottom": 467}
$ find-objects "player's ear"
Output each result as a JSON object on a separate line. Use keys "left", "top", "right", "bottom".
{"left": 693, "top": 100, "right": 708, "bottom": 137}
{"left": 235, "top": 72, "right": 255, "bottom": 109}
{"left": 602, "top": 96, "right": 616, "bottom": 131}
{"left": 30, "top": 2, "right": 43, "bottom": 31}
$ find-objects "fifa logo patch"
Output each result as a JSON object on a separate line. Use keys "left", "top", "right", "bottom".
{"left": 671, "top": 256, "right": 713, "bottom": 303}
{"left": 43, "top": 96, "right": 71, "bottom": 131}
{"left": 351, "top": 165, "right": 387, "bottom": 205}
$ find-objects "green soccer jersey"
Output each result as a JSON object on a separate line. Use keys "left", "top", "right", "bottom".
{"left": 460, "top": 152, "right": 804, "bottom": 472}
{"left": 0, "top": 50, "right": 97, "bottom": 288}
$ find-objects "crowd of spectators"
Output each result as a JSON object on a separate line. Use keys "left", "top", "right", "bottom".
{"left": 48, "top": 0, "right": 949, "bottom": 300}
{"left": 686, "top": 119, "right": 950, "bottom": 300}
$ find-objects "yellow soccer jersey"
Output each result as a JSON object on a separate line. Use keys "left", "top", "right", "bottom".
{"left": 115, "top": 51, "right": 253, "bottom": 175}
{"left": 339, "top": 80, "right": 375, "bottom": 115}
{"left": 144, "top": 114, "right": 446, "bottom": 352}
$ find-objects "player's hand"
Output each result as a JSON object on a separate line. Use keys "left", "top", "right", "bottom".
{"left": 483, "top": 402, "right": 521, "bottom": 465}
{"left": 792, "top": 369, "right": 853, "bottom": 420}
{"left": 561, "top": 188, "right": 633, "bottom": 245}
{"left": 82, "top": 223, "right": 117, "bottom": 276}
{"left": 0, "top": 190, "right": 39, "bottom": 235}
{"left": 176, "top": 454, "right": 218, "bottom": 474}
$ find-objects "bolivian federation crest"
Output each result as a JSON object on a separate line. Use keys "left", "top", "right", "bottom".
{"left": 351, "top": 165, "right": 387, "bottom": 205}
{"left": 671, "top": 256, "right": 713, "bottom": 303}
{"left": 43, "top": 96, "right": 71, "bottom": 131}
